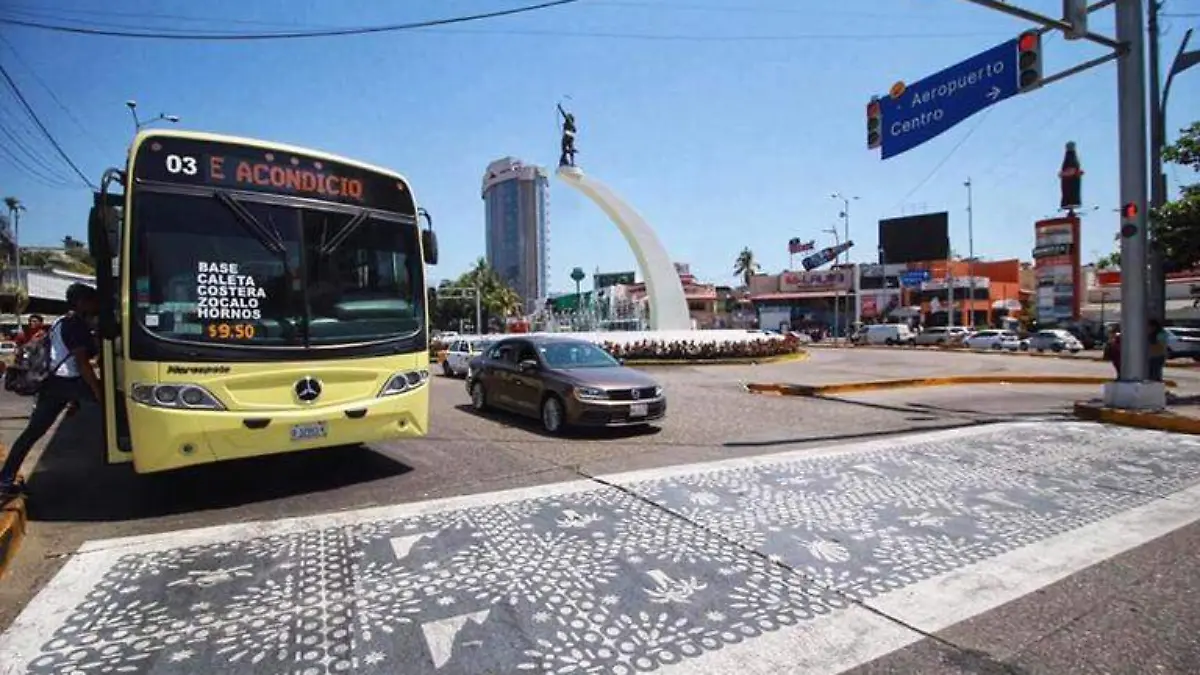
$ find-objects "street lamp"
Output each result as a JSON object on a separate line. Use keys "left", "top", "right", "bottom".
{"left": 832, "top": 192, "right": 860, "bottom": 327}
{"left": 964, "top": 178, "right": 975, "bottom": 328}
{"left": 126, "top": 100, "right": 180, "bottom": 132}
{"left": 1148, "top": 23, "right": 1198, "bottom": 322}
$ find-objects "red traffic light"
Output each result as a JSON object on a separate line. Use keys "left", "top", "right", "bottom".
{"left": 867, "top": 101, "right": 880, "bottom": 117}
{"left": 1121, "top": 202, "right": 1138, "bottom": 219}
{"left": 1019, "top": 32, "right": 1038, "bottom": 51}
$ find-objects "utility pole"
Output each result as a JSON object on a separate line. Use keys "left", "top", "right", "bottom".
{"left": 1147, "top": 0, "right": 1165, "bottom": 324}
{"left": 824, "top": 226, "right": 840, "bottom": 340}
{"left": 832, "top": 192, "right": 859, "bottom": 326}
{"left": 1114, "top": 0, "right": 1150, "bottom": 386}
{"left": 964, "top": 177, "right": 975, "bottom": 328}
{"left": 4, "top": 198, "right": 24, "bottom": 288}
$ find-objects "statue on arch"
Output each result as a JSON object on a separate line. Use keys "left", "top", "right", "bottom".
{"left": 557, "top": 103, "right": 578, "bottom": 167}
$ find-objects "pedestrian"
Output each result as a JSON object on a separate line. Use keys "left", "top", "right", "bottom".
{"left": 0, "top": 284, "right": 102, "bottom": 498}
{"left": 1148, "top": 319, "right": 1167, "bottom": 382}
{"left": 1103, "top": 325, "right": 1122, "bottom": 376}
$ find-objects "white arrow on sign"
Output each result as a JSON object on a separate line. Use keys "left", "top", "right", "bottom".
{"left": 986, "top": 86, "right": 1001, "bottom": 101}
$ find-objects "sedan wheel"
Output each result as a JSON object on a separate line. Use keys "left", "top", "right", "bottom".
{"left": 470, "top": 381, "right": 488, "bottom": 411}
{"left": 541, "top": 396, "right": 566, "bottom": 434}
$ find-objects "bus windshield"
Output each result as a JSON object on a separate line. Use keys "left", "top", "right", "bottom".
{"left": 131, "top": 190, "right": 423, "bottom": 349}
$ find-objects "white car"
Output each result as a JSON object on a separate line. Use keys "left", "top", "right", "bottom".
{"left": 914, "top": 327, "right": 970, "bottom": 347}
{"left": 1165, "top": 327, "right": 1200, "bottom": 360}
{"left": 442, "top": 338, "right": 494, "bottom": 377}
{"left": 964, "top": 329, "right": 1022, "bottom": 351}
{"left": 864, "top": 324, "right": 917, "bottom": 346}
{"left": 1027, "top": 329, "right": 1083, "bottom": 353}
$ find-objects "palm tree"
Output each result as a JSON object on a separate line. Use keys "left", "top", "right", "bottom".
{"left": 733, "top": 247, "right": 760, "bottom": 287}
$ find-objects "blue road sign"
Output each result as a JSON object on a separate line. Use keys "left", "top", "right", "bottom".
{"left": 879, "top": 37, "right": 1020, "bottom": 160}
{"left": 900, "top": 270, "right": 931, "bottom": 287}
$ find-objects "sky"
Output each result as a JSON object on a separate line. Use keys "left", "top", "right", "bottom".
{"left": 0, "top": 0, "right": 1198, "bottom": 294}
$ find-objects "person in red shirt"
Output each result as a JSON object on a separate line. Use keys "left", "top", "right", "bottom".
{"left": 13, "top": 314, "right": 46, "bottom": 360}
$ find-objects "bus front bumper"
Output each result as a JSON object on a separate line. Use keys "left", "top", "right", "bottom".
{"left": 126, "top": 389, "right": 430, "bottom": 474}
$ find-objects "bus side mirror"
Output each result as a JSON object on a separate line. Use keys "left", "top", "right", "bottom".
{"left": 422, "top": 229, "right": 439, "bottom": 265}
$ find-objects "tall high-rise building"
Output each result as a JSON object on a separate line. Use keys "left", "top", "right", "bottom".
{"left": 481, "top": 157, "right": 549, "bottom": 311}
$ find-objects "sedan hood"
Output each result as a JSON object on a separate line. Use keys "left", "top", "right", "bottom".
{"left": 556, "top": 366, "right": 659, "bottom": 389}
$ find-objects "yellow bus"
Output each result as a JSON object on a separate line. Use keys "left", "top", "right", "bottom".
{"left": 87, "top": 130, "right": 438, "bottom": 473}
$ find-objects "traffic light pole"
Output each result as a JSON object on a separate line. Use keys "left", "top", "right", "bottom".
{"left": 1112, "top": 0, "right": 1153, "bottom": 390}
{"left": 954, "top": 0, "right": 1161, "bottom": 409}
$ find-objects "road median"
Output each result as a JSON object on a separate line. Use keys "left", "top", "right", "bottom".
{"left": 746, "top": 374, "right": 1176, "bottom": 397}
{"left": 1073, "top": 401, "right": 1200, "bottom": 435}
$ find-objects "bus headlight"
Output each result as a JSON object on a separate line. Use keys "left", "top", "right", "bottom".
{"left": 378, "top": 369, "right": 430, "bottom": 397}
{"left": 131, "top": 383, "right": 225, "bottom": 410}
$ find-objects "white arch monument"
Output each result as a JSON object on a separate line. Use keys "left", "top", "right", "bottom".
{"left": 556, "top": 165, "right": 691, "bottom": 331}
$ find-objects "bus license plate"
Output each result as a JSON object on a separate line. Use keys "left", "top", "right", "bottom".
{"left": 629, "top": 403, "right": 648, "bottom": 417}
{"left": 290, "top": 422, "right": 328, "bottom": 441}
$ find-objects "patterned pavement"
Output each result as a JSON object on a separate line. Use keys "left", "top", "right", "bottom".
{"left": 3, "top": 422, "right": 1200, "bottom": 674}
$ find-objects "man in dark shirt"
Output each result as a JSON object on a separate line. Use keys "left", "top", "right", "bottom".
{"left": 0, "top": 284, "right": 101, "bottom": 497}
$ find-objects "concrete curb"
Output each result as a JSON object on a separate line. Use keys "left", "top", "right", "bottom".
{"left": 0, "top": 492, "right": 26, "bottom": 581}
{"left": 1074, "top": 401, "right": 1200, "bottom": 435}
{"left": 806, "top": 343, "right": 1200, "bottom": 369}
{"left": 746, "top": 374, "right": 1177, "bottom": 397}
{"left": 626, "top": 350, "right": 810, "bottom": 367}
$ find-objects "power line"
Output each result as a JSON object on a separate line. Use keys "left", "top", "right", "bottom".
{"left": 0, "top": 33, "right": 102, "bottom": 152}
{"left": 0, "top": 61, "right": 95, "bottom": 189}
{"left": 892, "top": 109, "right": 994, "bottom": 211}
{"left": 0, "top": 6, "right": 1009, "bottom": 42}
{"left": 0, "top": 0, "right": 586, "bottom": 40}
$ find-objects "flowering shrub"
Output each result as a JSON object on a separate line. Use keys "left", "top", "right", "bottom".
{"left": 430, "top": 334, "right": 802, "bottom": 362}
{"left": 602, "top": 335, "right": 801, "bottom": 361}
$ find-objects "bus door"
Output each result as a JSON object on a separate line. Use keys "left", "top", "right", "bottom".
{"left": 89, "top": 187, "right": 133, "bottom": 464}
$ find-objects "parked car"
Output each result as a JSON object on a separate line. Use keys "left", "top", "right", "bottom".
{"left": 466, "top": 336, "right": 666, "bottom": 434}
{"left": 914, "top": 326, "right": 969, "bottom": 347}
{"left": 442, "top": 338, "right": 494, "bottom": 377}
{"left": 1027, "top": 329, "right": 1084, "bottom": 354}
{"left": 964, "top": 329, "right": 1022, "bottom": 351}
{"left": 1165, "top": 326, "right": 1200, "bottom": 360}
{"left": 864, "top": 324, "right": 917, "bottom": 346}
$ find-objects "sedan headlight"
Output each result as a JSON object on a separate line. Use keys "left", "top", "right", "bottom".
{"left": 131, "top": 383, "right": 225, "bottom": 410}
{"left": 574, "top": 386, "right": 608, "bottom": 401}
{"left": 379, "top": 369, "right": 430, "bottom": 397}
{"left": 653, "top": 385, "right": 664, "bottom": 398}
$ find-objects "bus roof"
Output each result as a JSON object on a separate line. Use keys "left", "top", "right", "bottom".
{"left": 128, "top": 128, "right": 415, "bottom": 189}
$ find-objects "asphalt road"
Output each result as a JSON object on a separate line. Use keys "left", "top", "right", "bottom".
{"left": 0, "top": 348, "right": 1197, "bottom": 673}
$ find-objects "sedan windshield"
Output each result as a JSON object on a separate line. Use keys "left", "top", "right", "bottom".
{"left": 132, "top": 191, "right": 423, "bottom": 349}
{"left": 538, "top": 341, "right": 620, "bottom": 369}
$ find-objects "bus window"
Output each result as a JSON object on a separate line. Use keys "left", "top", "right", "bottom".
{"left": 302, "top": 209, "right": 423, "bottom": 345}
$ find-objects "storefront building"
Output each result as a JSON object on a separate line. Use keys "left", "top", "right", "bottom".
{"left": 749, "top": 268, "right": 855, "bottom": 333}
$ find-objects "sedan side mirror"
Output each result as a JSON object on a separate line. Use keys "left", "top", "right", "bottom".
{"left": 518, "top": 359, "right": 539, "bottom": 372}
{"left": 617, "top": 358, "right": 626, "bottom": 366}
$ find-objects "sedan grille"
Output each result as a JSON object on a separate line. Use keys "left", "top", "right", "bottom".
{"left": 607, "top": 386, "right": 659, "bottom": 401}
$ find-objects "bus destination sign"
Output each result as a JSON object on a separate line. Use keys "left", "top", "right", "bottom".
{"left": 133, "top": 136, "right": 416, "bottom": 214}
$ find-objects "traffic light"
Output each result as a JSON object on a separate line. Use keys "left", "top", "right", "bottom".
{"left": 1017, "top": 31, "right": 1043, "bottom": 93}
{"left": 1121, "top": 202, "right": 1138, "bottom": 220}
{"left": 867, "top": 97, "right": 882, "bottom": 149}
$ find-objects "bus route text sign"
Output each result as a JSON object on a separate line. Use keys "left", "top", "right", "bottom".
{"left": 133, "top": 135, "right": 417, "bottom": 214}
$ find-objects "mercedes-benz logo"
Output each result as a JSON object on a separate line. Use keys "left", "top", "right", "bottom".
{"left": 295, "top": 376, "right": 322, "bottom": 403}
{"left": 630, "top": 388, "right": 641, "bottom": 400}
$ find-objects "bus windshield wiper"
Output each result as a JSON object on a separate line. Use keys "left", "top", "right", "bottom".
{"left": 318, "top": 209, "right": 369, "bottom": 256}
{"left": 214, "top": 190, "right": 286, "bottom": 255}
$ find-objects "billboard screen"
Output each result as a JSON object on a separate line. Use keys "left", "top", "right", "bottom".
{"left": 878, "top": 212, "right": 950, "bottom": 264}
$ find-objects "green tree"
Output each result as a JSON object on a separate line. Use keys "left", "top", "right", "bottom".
{"left": 1153, "top": 121, "right": 1200, "bottom": 271}
{"left": 733, "top": 247, "right": 759, "bottom": 286}
{"left": 433, "top": 258, "right": 523, "bottom": 331}
{"left": 1095, "top": 251, "right": 1120, "bottom": 269}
